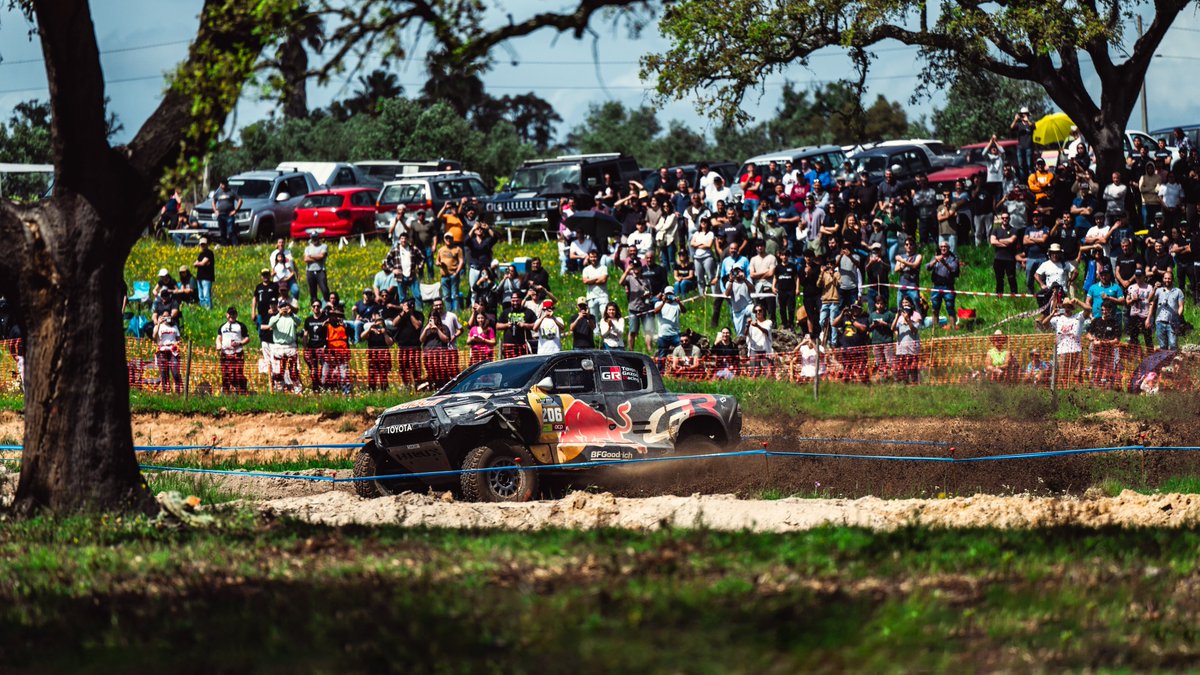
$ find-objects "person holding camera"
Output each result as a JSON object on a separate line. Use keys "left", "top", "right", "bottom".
{"left": 1010, "top": 106, "right": 1035, "bottom": 179}
{"left": 264, "top": 299, "right": 302, "bottom": 393}
{"left": 926, "top": 241, "right": 960, "bottom": 330}
{"left": 891, "top": 295, "right": 922, "bottom": 384}
{"left": 569, "top": 297, "right": 597, "bottom": 350}
{"left": 363, "top": 315, "right": 394, "bottom": 391}
{"left": 532, "top": 299, "right": 566, "bottom": 355}
{"left": 420, "top": 298, "right": 460, "bottom": 389}
{"left": 216, "top": 306, "right": 251, "bottom": 394}
{"left": 153, "top": 313, "right": 183, "bottom": 393}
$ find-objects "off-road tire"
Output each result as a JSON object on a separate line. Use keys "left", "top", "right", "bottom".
{"left": 352, "top": 445, "right": 419, "bottom": 498}
{"left": 256, "top": 219, "right": 275, "bottom": 243}
{"left": 676, "top": 435, "right": 721, "bottom": 456}
{"left": 460, "top": 444, "right": 539, "bottom": 503}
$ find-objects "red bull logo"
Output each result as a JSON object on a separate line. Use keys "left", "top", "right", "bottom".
{"left": 558, "top": 399, "right": 647, "bottom": 457}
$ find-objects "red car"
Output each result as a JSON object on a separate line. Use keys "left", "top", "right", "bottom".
{"left": 928, "top": 139, "right": 1019, "bottom": 191}
{"left": 289, "top": 188, "right": 380, "bottom": 239}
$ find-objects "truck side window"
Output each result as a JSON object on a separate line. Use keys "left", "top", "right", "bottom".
{"left": 551, "top": 357, "right": 596, "bottom": 394}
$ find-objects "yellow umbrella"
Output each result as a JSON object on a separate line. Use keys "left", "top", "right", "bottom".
{"left": 1033, "top": 112, "right": 1074, "bottom": 146}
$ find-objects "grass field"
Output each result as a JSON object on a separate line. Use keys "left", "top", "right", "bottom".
{"left": 125, "top": 237, "right": 1200, "bottom": 350}
{"left": 5, "top": 512, "right": 1200, "bottom": 671}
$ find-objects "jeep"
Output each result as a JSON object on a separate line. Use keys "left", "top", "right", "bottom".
{"left": 354, "top": 350, "right": 742, "bottom": 502}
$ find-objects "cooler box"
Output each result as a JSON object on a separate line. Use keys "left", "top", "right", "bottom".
{"left": 505, "top": 257, "right": 530, "bottom": 275}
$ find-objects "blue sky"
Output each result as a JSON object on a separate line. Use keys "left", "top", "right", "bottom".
{"left": 1, "top": 1, "right": 1198, "bottom": 149}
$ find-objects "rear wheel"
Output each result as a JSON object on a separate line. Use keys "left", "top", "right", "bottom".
{"left": 460, "top": 444, "right": 539, "bottom": 502}
{"left": 352, "top": 445, "right": 422, "bottom": 498}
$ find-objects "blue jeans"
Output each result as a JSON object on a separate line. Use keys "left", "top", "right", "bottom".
{"left": 660, "top": 243, "right": 677, "bottom": 271}
{"left": 838, "top": 287, "right": 859, "bottom": 311}
{"left": 197, "top": 279, "right": 212, "bottom": 309}
{"left": 1016, "top": 147, "right": 1033, "bottom": 178}
{"left": 1025, "top": 256, "right": 1046, "bottom": 294}
{"left": 656, "top": 334, "right": 681, "bottom": 358}
{"left": 897, "top": 288, "right": 920, "bottom": 310}
{"left": 732, "top": 306, "right": 752, "bottom": 337}
{"left": 819, "top": 302, "right": 839, "bottom": 345}
{"left": 217, "top": 213, "right": 236, "bottom": 244}
{"left": 931, "top": 285, "right": 956, "bottom": 319}
{"left": 422, "top": 246, "right": 435, "bottom": 279}
{"left": 674, "top": 279, "right": 697, "bottom": 297}
{"left": 346, "top": 319, "right": 363, "bottom": 344}
{"left": 441, "top": 273, "right": 461, "bottom": 310}
{"left": 1156, "top": 321, "right": 1178, "bottom": 350}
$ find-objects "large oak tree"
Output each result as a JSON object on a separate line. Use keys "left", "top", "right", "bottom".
{"left": 642, "top": 0, "right": 1188, "bottom": 177}
{"left": 1, "top": 0, "right": 656, "bottom": 515}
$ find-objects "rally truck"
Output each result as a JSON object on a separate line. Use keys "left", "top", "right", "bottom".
{"left": 353, "top": 350, "right": 742, "bottom": 502}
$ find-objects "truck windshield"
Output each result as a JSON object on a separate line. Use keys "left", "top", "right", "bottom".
{"left": 853, "top": 155, "right": 889, "bottom": 180}
{"left": 443, "top": 359, "right": 544, "bottom": 393}
{"left": 508, "top": 164, "right": 581, "bottom": 191}
{"left": 227, "top": 179, "right": 273, "bottom": 199}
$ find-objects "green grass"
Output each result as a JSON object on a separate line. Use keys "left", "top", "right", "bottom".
{"left": 144, "top": 472, "right": 249, "bottom": 504}
{"left": 5, "top": 514, "right": 1200, "bottom": 670}
{"left": 141, "top": 451, "right": 354, "bottom": 473}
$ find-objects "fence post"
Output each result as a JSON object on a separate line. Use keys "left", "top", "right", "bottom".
{"left": 813, "top": 345, "right": 821, "bottom": 401}
{"left": 1050, "top": 344, "right": 1058, "bottom": 394}
{"left": 184, "top": 340, "right": 193, "bottom": 399}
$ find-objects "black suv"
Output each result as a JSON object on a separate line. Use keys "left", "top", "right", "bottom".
{"left": 354, "top": 351, "right": 742, "bottom": 502}
{"left": 489, "top": 153, "right": 641, "bottom": 238}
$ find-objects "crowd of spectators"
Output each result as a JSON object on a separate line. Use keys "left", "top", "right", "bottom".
{"left": 128, "top": 131, "right": 1200, "bottom": 393}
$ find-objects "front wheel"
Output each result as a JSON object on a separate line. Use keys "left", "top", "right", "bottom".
{"left": 676, "top": 435, "right": 721, "bottom": 456}
{"left": 460, "top": 444, "right": 539, "bottom": 502}
{"left": 352, "top": 445, "right": 421, "bottom": 498}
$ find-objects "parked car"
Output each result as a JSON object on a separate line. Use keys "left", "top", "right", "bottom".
{"left": 873, "top": 139, "right": 956, "bottom": 168}
{"left": 288, "top": 187, "right": 381, "bottom": 239}
{"left": 851, "top": 143, "right": 936, "bottom": 191}
{"left": 353, "top": 350, "right": 742, "bottom": 501}
{"left": 739, "top": 145, "right": 849, "bottom": 180}
{"left": 490, "top": 153, "right": 641, "bottom": 238}
{"left": 354, "top": 159, "right": 463, "bottom": 181}
{"left": 274, "top": 161, "right": 380, "bottom": 188}
{"left": 181, "top": 170, "right": 319, "bottom": 244}
{"left": 375, "top": 170, "right": 492, "bottom": 231}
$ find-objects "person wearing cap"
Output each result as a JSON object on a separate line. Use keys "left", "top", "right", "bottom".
{"left": 1087, "top": 299, "right": 1123, "bottom": 385}
{"left": 216, "top": 306, "right": 251, "bottom": 394}
{"left": 1011, "top": 106, "right": 1035, "bottom": 179}
{"left": 434, "top": 231, "right": 464, "bottom": 310}
{"left": 211, "top": 177, "right": 241, "bottom": 245}
{"left": 1035, "top": 243, "right": 1077, "bottom": 298}
{"left": 192, "top": 237, "right": 215, "bottom": 309}
{"left": 153, "top": 309, "right": 183, "bottom": 394}
{"left": 303, "top": 233, "right": 330, "bottom": 304}
{"left": 251, "top": 268, "right": 279, "bottom": 344}
{"left": 531, "top": 299, "right": 565, "bottom": 355}
{"left": 651, "top": 287, "right": 685, "bottom": 359}
{"left": 1085, "top": 265, "right": 1124, "bottom": 321}
{"left": 438, "top": 198, "right": 465, "bottom": 244}
{"left": 1037, "top": 295, "right": 1090, "bottom": 383}
{"left": 984, "top": 330, "right": 1012, "bottom": 382}
{"left": 392, "top": 297, "right": 424, "bottom": 386}
{"left": 263, "top": 298, "right": 302, "bottom": 392}
{"left": 568, "top": 296, "right": 596, "bottom": 350}
{"left": 1027, "top": 157, "right": 1055, "bottom": 207}
{"left": 1022, "top": 212, "right": 1050, "bottom": 293}
{"left": 174, "top": 264, "right": 198, "bottom": 305}
{"left": 152, "top": 267, "right": 177, "bottom": 301}
{"left": 150, "top": 285, "right": 181, "bottom": 327}
{"left": 1022, "top": 348, "right": 1051, "bottom": 385}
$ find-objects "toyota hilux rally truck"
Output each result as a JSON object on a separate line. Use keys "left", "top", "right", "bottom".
{"left": 354, "top": 351, "right": 741, "bottom": 502}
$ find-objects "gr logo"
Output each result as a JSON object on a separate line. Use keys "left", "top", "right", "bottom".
{"left": 600, "top": 367, "right": 623, "bottom": 381}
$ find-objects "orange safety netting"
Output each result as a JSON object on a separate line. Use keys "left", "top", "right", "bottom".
{"left": 0, "top": 335, "right": 1191, "bottom": 396}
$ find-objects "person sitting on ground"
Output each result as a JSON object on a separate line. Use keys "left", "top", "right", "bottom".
{"left": 710, "top": 327, "right": 739, "bottom": 379}
{"left": 1023, "top": 348, "right": 1051, "bottom": 385}
{"left": 984, "top": 330, "right": 1012, "bottom": 381}
{"left": 668, "top": 331, "right": 703, "bottom": 378}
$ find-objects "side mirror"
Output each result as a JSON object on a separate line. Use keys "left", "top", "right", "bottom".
{"left": 275, "top": 192, "right": 291, "bottom": 202}
{"left": 534, "top": 376, "right": 554, "bottom": 392}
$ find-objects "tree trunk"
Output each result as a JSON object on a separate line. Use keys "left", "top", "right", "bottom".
{"left": 1090, "top": 122, "right": 1128, "bottom": 181}
{"left": 10, "top": 204, "right": 153, "bottom": 515}
{"left": 278, "top": 35, "right": 310, "bottom": 120}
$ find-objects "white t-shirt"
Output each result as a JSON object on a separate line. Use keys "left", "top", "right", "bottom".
{"left": 657, "top": 301, "right": 681, "bottom": 338}
{"left": 536, "top": 316, "right": 565, "bottom": 354}
{"left": 628, "top": 230, "right": 654, "bottom": 256}
{"left": 569, "top": 236, "right": 596, "bottom": 260}
{"left": 600, "top": 317, "right": 625, "bottom": 348}
{"left": 985, "top": 151, "right": 1005, "bottom": 183}
{"left": 894, "top": 313, "right": 921, "bottom": 356}
{"left": 1049, "top": 312, "right": 1087, "bottom": 355}
{"left": 1035, "top": 259, "right": 1075, "bottom": 289}
{"left": 1103, "top": 183, "right": 1128, "bottom": 213}
{"left": 582, "top": 263, "right": 609, "bottom": 301}
{"left": 705, "top": 186, "right": 732, "bottom": 209}
{"left": 746, "top": 319, "right": 773, "bottom": 353}
{"left": 798, "top": 343, "right": 826, "bottom": 378}
{"left": 440, "top": 312, "right": 462, "bottom": 342}
{"left": 1085, "top": 224, "right": 1112, "bottom": 258}
{"left": 690, "top": 230, "right": 715, "bottom": 260}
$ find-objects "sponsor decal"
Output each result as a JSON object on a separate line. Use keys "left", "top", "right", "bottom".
{"left": 599, "top": 365, "right": 642, "bottom": 386}
{"left": 381, "top": 423, "right": 416, "bottom": 435}
{"left": 590, "top": 448, "right": 634, "bottom": 461}
{"left": 559, "top": 400, "right": 647, "bottom": 454}
{"left": 541, "top": 396, "right": 565, "bottom": 432}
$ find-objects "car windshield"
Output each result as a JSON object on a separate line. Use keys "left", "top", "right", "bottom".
{"left": 444, "top": 359, "right": 545, "bottom": 394}
{"left": 508, "top": 164, "right": 581, "bottom": 191}
{"left": 299, "top": 194, "right": 343, "bottom": 208}
{"left": 853, "top": 155, "right": 889, "bottom": 180}
{"left": 227, "top": 179, "right": 272, "bottom": 200}
{"left": 379, "top": 184, "right": 424, "bottom": 205}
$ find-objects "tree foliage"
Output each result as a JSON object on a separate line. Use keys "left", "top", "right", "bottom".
{"left": 931, "top": 72, "right": 1053, "bottom": 146}
{"left": 643, "top": 0, "right": 1191, "bottom": 175}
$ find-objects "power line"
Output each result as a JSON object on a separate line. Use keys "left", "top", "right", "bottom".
{"left": 0, "top": 74, "right": 164, "bottom": 95}
{"left": 0, "top": 39, "right": 191, "bottom": 67}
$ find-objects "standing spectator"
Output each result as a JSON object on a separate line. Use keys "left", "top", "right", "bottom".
{"left": 363, "top": 317, "right": 394, "bottom": 390}
{"left": 1071, "top": 184, "right": 1099, "bottom": 239}
{"left": 739, "top": 163, "right": 763, "bottom": 211}
{"left": 773, "top": 249, "right": 799, "bottom": 330}
{"left": 1010, "top": 107, "right": 1035, "bottom": 178}
{"left": 599, "top": 303, "right": 625, "bottom": 350}
{"left": 1171, "top": 224, "right": 1196, "bottom": 300}
{"left": 893, "top": 237, "right": 923, "bottom": 307}
{"left": 1022, "top": 213, "right": 1050, "bottom": 293}
{"left": 532, "top": 299, "right": 566, "bottom": 355}
{"left": 322, "top": 311, "right": 352, "bottom": 394}
{"left": 420, "top": 298, "right": 460, "bottom": 389}
{"left": 271, "top": 251, "right": 297, "bottom": 301}
{"left": 1102, "top": 171, "right": 1129, "bottom": 229}
{"left": 1087, "top": 301, "right": 1123, "bottom": 386}
{"left": 798, "top": 252, "right": 822, "bottom": 338}
{"left": 891, "top": 295, "right": 921, "bottom": 384}
{"left": 817, "top": 258, "right": 841, "bottom": 345}
{"left": 216, "top": 306, "right": 250, "bottom": 394}
{"left": 569, "top": 297, "right": 596, "bottom": 349}
{"left": 652, "top": 288, "right": 685, "bottom": 358}
{"left": 863, "top": 243, "right": 889, "bottom": 310}
{"left": 267, "top": 238, "right": 299, "bottom": 299}
{"left": 833, "top": 302, "right": 870, "bottom": 382}
{"left": 435, "top": 232, "right": 464, "bottom": 310}
{"left": 153, "top": 314, "right": 183, "bottom": 393}
{"left": 387, "top": 203, "right": 409, "bottom": 245}
{"left": 211, "top": 178, "right": 241, "bottom": 245}
{"left": 438, "top": 198, "right": 466, "bottom": 244}
{"left": 1085, "top": 266, "right": 1124, "bottom": 322}
{"left": 1148, "top": 270, "right": 1185, "bottom": 350}
{"left": 1140, "top": 162, "right": 1163, "bottom": 225}
{"left": 497, "top": 292, "right": 535, "bottom": 358}
{"left": 159, "top": 186, "right": 183, "bottom": 232}
{"left": 302, "top": 300, "right": 327, "bottom": 391}
{"left": 1035, "top": 244, "right": 1077, "bottom": 297}
{"left": 867, "top": 295, "right": 895, "bottom": 380}
{"left": 983, "top": 135, "right": 1006, "bottom": 205}
{"left": 1158, "top": 172, "right": 1184, "bottom": 229}
{"left": 749, "top": 240, "right": 777, "bottom": 321}
{"left": 464, "top": 220, "right": 497, "bottom": 290}
{"left": 372, "top": 262, "right": 398, "bottom": 303}
{"left": 1038, "top": 296, "right": 1089, "bottom": 384}
{"left": 990, "top": 213, "right": 1020, "bottom": 294}
{"left": 466, "top": 312, "right": 496, "bottom": 364}
{"left": 936, "top": 191, "right": 958, "bottom": 253}
{"left": 745, "top": 303, "right": 774, "bottom": 375}
{"left": 912, "top": 174, "right": 938, "bottom": 245}
{"left": 926, "top": 242, "right": 960, "bottom": 330}
{"left": 525, "top": 257, "right": 552, "bottom": 299}
{"left": 392, "top": 298, "right": 424, "bottom": 387}
{"left": 690, "top": 218, "right": 717, "bottom": 291}
{"left": 1124, "top": 267, "right": 1155, "bottom": 347}
{"left": 581, "top": 250, "right": 609, "bottom": 319}
{"left": 251, "top": 269, "right": 278, "bottom": 345}
{"left": 303, "top": 233, "right": 330, "bottom": 304}
{"left": 265, "top": 299, "right": 301, "bottom": 393}
{"left": 728, "top": 267, "right": 754, "bottom": 338}
{"left": 410, "top": 210, "right": 438, "bottom": 280}
{"left": 834, "top": 241, "right": 860, "bottom": 311}
{"left": 620, "top": 257, "right": 655, "bottom": 351}
{"left": 1114, "top": 237, "right": 1139, "bottom": 289}
{"left": 1027, "top": 158, "right": 1055, "bottom": 208}
{"left": 192, "top": 237, "right": 215, "bottom": 309}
